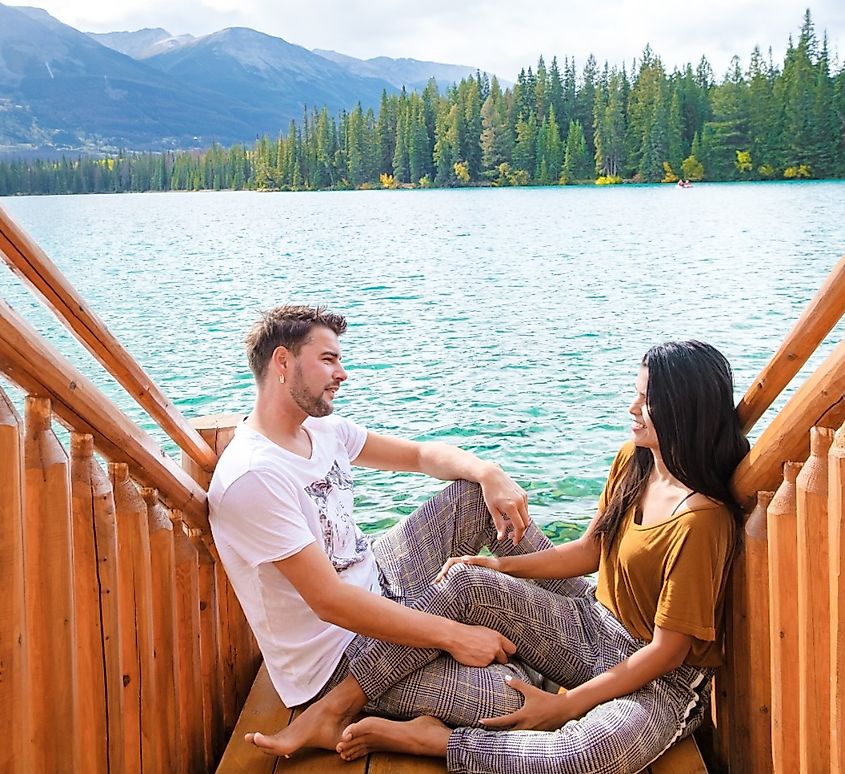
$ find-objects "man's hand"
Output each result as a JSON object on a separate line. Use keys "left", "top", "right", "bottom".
{"left": 481, "top": 677, "right": 574, "bottom": 730}
{"left": 445, "top": 623, "right": 516, "bottom": 667}
{"left": 479, "top": 464, "right": 530, "bottom": 543}
{"left": 434, "top": 555, "right": 502, "bottom": 584}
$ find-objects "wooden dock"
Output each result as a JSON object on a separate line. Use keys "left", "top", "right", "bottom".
{"left": 2, "top": 201, "right": 845, "bottom": 772}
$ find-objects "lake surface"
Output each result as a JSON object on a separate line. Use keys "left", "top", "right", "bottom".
{"left": 2, "top": 182, "right": 844, "bottom": 541}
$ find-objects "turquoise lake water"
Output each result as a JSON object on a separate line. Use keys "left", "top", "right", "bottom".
{"left": 1, "top": 182, "right": 844, "bottom": 541}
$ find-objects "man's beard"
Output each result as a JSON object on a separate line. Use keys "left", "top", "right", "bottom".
{"left": 290, "top": 363, "right": 334, "bottom": 417}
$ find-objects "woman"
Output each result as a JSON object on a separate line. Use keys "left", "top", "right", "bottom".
{"left": 252, "top": 340, "right": 748, "bottom": 774}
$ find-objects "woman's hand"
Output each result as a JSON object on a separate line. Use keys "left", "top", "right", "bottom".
{"left": 481, "top": 677, "right": 576, "bottom": 731}
{"left": 434, "top": 554, "right": 502, "bottom": 584}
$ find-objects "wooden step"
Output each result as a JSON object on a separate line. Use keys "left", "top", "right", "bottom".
{"left": 646, "top": 735, "right": 708, "bottom": 773}
{"left": 217, "top": 664, "right": 706, "bottom": 773}
{"left": 215, "top": 663, "right": 446, "bottom": 774}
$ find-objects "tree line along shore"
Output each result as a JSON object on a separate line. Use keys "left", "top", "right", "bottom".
{"left": 0, "top": 11, "right": 842, "bottom": 196}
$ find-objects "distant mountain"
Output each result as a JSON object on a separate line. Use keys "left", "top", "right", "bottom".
{"left": 0, "top": 4, "right": 262, "bottom": 152}
{"left": 143, "top": 27, "right": 395, "bottom": 133}
{"left": 0, "top": 5, "right": 499, "bottom": 156}
{"left": 89, "top": 27, "right": 195, "bottom": 59}
{"left": 312, "top": 50, "right": 479, "bottom": 91}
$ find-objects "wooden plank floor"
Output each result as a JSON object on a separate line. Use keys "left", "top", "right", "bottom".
{"left": 217, "top": 664, "right": 446, "bottom": 773}
{"left": 218, "top": 663, "right": 705, "bottom": 773}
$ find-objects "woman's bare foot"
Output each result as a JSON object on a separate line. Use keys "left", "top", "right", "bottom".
{"left": 245, "top": 676, "right": 366, "bottom": 758}
{"left": 336, "top": 716, "right": 451, "bottom": 761}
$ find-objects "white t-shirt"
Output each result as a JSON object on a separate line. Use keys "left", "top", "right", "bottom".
{"left": 208, "top": 414, "right": 381, "bottom": 705}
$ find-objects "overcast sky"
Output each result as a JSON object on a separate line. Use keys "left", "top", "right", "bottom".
{"left": 26, "top": 0, "right": 845, "bottom": 80}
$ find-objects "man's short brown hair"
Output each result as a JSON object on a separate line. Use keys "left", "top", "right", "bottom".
{"left": 245, "top": 305, "right": 347, "bottom": 380}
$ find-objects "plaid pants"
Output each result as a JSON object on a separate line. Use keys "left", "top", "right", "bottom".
{"left": 330, "top": 480, "right": 712, "bottom": 774}
{"left": 318, "top": 479, "right": 572, "bottom": 722}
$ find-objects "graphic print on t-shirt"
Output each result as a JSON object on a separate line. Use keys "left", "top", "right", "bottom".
{"left": 304, "top": 460, "right": 369, "bottom": 573}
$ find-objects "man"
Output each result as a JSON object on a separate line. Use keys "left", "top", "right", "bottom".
{"left": 208, "top": 305, "right": 553, "bottom": 755}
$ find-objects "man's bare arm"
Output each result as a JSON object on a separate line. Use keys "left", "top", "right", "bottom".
{"left": 354, "top": 431, "right": 530, "bottom": 542}
{"left": 274, "top": 543, "right": 516, "bottom": 666}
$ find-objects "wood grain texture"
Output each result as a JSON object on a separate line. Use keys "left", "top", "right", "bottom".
{"left": 0, "top": 298, "right": 208, "bottom": 529}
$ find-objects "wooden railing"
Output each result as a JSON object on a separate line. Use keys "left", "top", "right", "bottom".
{"left": 717, "top": 254, "right": 845, "bottom": 773}
{"left": 0, "top": 206, "right": 218, "bottom": 473}
{"left": 0, "top": 205, "right": 260, "bottom": 773}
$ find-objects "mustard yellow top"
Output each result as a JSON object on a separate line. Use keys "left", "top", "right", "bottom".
{"left": 595, "top": 443, "right": 735, "bottom": 667}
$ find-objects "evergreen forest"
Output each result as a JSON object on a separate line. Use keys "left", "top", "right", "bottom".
{"left": 1, "top": 11, "right": 843, "bottom": 195}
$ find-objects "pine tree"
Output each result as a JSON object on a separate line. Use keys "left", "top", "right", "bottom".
{"left": 576, "top": 55, "right": 599, "bottom": 158}
{"left": 780, "top": 12, "right": 820, "bottom": 174}
{"left": 535, "top": 107, "right": 564, "bottom": 183}
{"left": 512, "top": 114, "right": 537, "bottom": 179}
{"left": 548, "top": 57, "right": 566, "bottom": 133}
{"left": 461, "top": 77, "right": 483, "bottom": 179}
{"left": 535, "top": 56, "right": 549, "bottom": 118}
{"left": 392, "top": 102, "right": 410, "bottom": 183}
{"left": 746, "top": 47, "right": 781, "bottom": 176}
{"left": 376, "top": 90, "right": 397, "bottom": 175}
{"left": 594, "top": 69, "right": 627, "bottom": 177}
{"left": 700, "top": 56, "right": 750, "bottom": 179}
{"left": 408, "top": 98, "right": 431, "bottom": 183}
{"left": 561, "top": 120, "right": 591, "bottom": 182}
{"left": 480, "top": 78, "right": 512, "bottom": 174}
{"left": 434, "top": 103, "right": 460, "bottom": 185}
{"left": 626, "top": 47, "right": 667, "bottom": 177}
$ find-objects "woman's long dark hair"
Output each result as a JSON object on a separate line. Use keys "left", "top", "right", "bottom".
{"left": 592, "top": 340, "right": 750, "bottom": 548}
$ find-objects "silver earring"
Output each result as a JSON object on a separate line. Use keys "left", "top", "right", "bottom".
{"left": 279, "top": 375, "right": 285, "bottom": 385}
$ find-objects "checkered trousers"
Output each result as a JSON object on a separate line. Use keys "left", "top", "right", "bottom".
{"left": 317, "top": 479, "right": 583, "bottom": 722}
{"left": 333, "top": 480, "right": 712, "bottom": 773}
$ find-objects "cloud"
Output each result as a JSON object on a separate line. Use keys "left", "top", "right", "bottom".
{"left": 24, "top": 0, "right": 845, "bottom": 79}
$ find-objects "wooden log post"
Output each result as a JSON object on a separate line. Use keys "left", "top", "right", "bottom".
{"left": 171, "top": 509, "right": 205, "bottom": 774}
{"left": 212, "top": 548, "right": 239, "bottom": 736}
{"left": 767, "top": 462, "right": 803, "bottom": 774}
{"left": 140, "top": 487, "right": 179, "bottom": 774}
{"left": 0, "top": 387, "right": 25, "bottom": 774}
{"left": 22, "top": 396, "right": 75, "bottom": 773}
{"left": 830, "top": 423, "right": 845, "bottom": 774}
{"left": 70, "top": 433, "right": 123, "bottom": 774}
{"left": 182, "top": 414, "right": 253, "bottom": 739}
{"left": 796, "top": 427, "right": 836, "bottom": 772}
{"left": 189, "top": 527, "right": 225, "bottom": 767}
{"left": 110, "top": 462, "right": 162, "bottom": 773}
{"left": 728, "top": 491, "right": 774, "bottom": 774}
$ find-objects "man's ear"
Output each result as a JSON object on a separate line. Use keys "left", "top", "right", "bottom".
{"left": 271, "top": 345, "right": 291, "bottom": 381}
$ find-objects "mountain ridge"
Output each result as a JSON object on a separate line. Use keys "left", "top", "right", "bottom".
{"left": 0, "top": 4, "right": 501, "bottom": 156}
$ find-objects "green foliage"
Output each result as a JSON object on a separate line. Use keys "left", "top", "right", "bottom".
{"left": 453, "top": 161, "right": 470, "bottom": 184}
{"left": 661, "top": 162, "right": 679, "bottom": 183}
{"left": 784, "top": 164, "right": 811, "bottom": 178}
{"left": 561, "top": 120, "right": 592, "bottom": 183}
{"left": 735, "top": 149, "right": 753, "bottom": 175}
{"left": 1, "top": 11, "right": 842, "bottom": 196}
{"left": 681, "top": 155, "right": 705, "bottom": 181}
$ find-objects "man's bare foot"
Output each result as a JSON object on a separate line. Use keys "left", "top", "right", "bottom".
{"left": 336, "top": 716, "right": 451, "bottom": 761}
{"left": 245, "top": 676, "right": 366, "bottom": 758}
